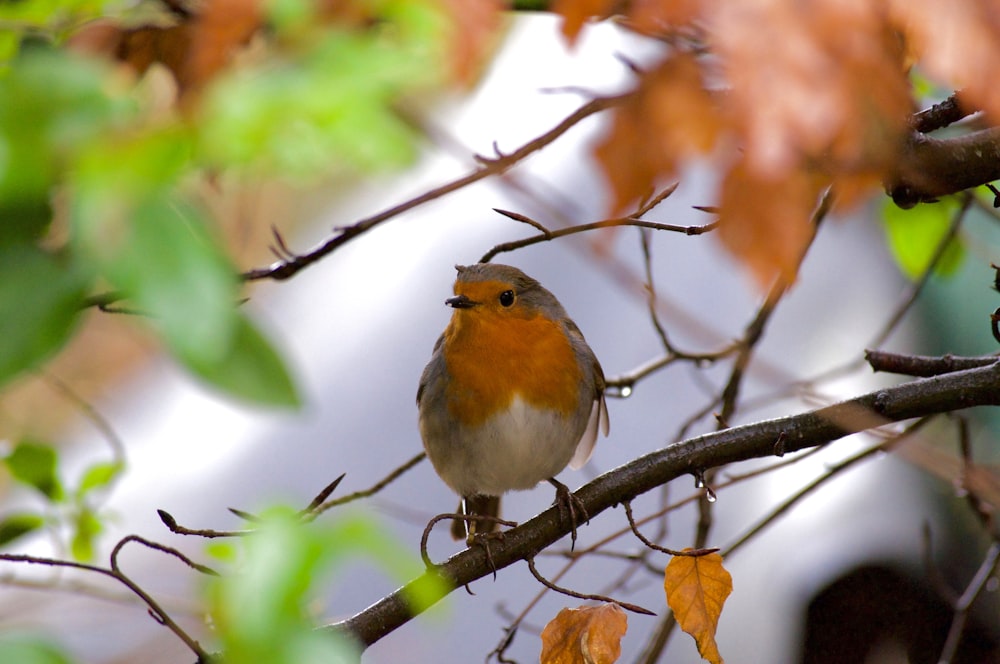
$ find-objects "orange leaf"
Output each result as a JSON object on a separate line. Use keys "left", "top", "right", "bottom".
{"left": 594, "top": 54, "right": 720, "bottom": 215}
{"left": 664, "top": 551, "right": 732, "bottom": 664}
{"left": 439, "top": 0, "right": 505, "bottom": 85}
{"left": 540, "top": 603, "right": 628, "bottom": 664}
{"left": 717, "top": 162, "right": 826, "bottom": 289}
{"left": 888, "top": 0, "right": 1000, "bottom": 122}
{"left": 552, "top": 0, "right": 619, "bottom": 45}
{"left": 625, "top": 0, "right": 701, "bottom": 34}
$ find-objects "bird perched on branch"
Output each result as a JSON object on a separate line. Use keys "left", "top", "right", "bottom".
{"left": 417, "top": 263, "right": 609, "bottom": 544}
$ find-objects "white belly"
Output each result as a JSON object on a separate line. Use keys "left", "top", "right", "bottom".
{"left": 429, "top": 396, "right": 584, "bottom": 497}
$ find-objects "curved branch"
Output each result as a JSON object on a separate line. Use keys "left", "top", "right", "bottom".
{"left": 327, "top": 359, "right": 1000, "bottom": 650}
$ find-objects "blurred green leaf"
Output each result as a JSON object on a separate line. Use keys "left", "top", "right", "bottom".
{"left": 0, "top": 245, "right": 89, "bottom": 387}
{"left": 5, "top": 441, "right": 64, "bottom": 501}
{"left": 183, "top": 313, "right": 300, "bottom": 407}
{"left": 0, "top": 49, "right": 128, "bottom": 243}
{"left": 77, "top": 460, "right": 124, "bottom": 496}
{"left": 200, "top": 0, "right": 447, "bottom": 180}
{"left": 0, "top": 635, "right": 73, "bottom": 664}
{"left": 0, "top": 513, "right": 45, "bottom": 546}
{"left": 206, "top": 507, "right": 444, "bottom": 664}
{"left": 70, "top": 506, "right": 102, "bottom": 562}
{"left": 206, "top": 507, "right": 360, "bottom": 664}
{"left": 205, "top": 540, "right": 240, "bottom": 564}
{"left": 73, "top": 190, "right": 239, "bottom": 363}
{"left": 324, "top": 514, "right": 447, "bottom": 613}
{"left": 881, "top": 197, "right": 965, "bottom": 279}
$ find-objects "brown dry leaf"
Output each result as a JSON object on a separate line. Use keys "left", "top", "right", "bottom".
{"left": 625, "top": 0, "right": 701, "bottom": 34}
{"left": 888, "top": 0, "right": 1000, "bottom": 121}
{"left": 69, "top": 0, "right": 261, "bottom": 100}
{"left": 717, "top": 161, "right": 826, "bottom": 288}
{"left": 552, "top": 0, "right": 620, "bottom": 45}
{"left": 664, "top": 551, "right": 733, "bottom": 664}
{"left": 593, "top": 53, "right": 720, "bottom": 214}
{"left": 183, "top": 0, "right": 262, "bottom": 94}
{"left": 711, "top": 0, "right": 911, "bottom": 179}
{"left": 70, "top": 18, "right": 193, "bottom": 84}
{"left": 440, "top": 0, "right": 506, "bottom": 85}
{"left": 540, "top": 603, "right": 628, "bottom": 664}
{"left": 590, "top": 0, "right": 924, "bottom": 288}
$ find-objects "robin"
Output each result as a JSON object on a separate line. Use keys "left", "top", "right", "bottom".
{"left": 417, "top": 263, "right": 609, "bottom": 544}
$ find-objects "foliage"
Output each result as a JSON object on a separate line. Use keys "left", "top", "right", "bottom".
{"left": 540, "top": 603, "right": 628, "bottom": 664}
{"left": 564, "top": 0, "right": 1000, "bottom": 287}
{"left": 204, "top": 507, "right": 444, "bottom": 664}
{"left": 881, "top": 197, "right": 965, "bottom": 279}
{"left": 0, "top": 635, "right": 73, "bottom": 664}
{"left": 664, "top": 552, "right": 733, "bottom": 664}
{"left": 0, "top": 0, "right": 458, "bottom": 404}
{"left": 0, "top": 438, "right": 122, "bottom": 560}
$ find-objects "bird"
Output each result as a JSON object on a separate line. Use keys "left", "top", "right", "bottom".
{"left": 417, "top": 263, "right": 609, "bottom": 544}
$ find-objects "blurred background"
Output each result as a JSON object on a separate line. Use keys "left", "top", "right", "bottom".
{"left": 2, "top": 10, "right": 1000, "bottom": 664}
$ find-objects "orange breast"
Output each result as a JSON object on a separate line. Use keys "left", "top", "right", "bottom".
{"left": 442, "top": 310, "right": 583, "bottom": 426}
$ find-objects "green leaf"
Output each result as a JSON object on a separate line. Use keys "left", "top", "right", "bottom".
{"left": 77, "top": 460, "right": 124, "bottom": 496}
{"left": 70, "top": 506, "right": 102, "bottom": 562}
{"left": 0, "top": 49, "right": 128, "bottom": 243}
{"left": 0, "top": 635, "right": 73, "bottom": 664}
{"left": 73, "top": 191, "right": 239, "bottom": 365}
{"left": 0, "top": 513, "right": 45, "bottom": 546}
{"left": 182, "top": 313, "right": 300, "bottom": 408}
{"left": 198, "top": 0, "right": 448, "bottom": 180}
{"left": 5, "top": 441, "right": 63, "bottom": 501}
{"left": 0, "top": 245, "right": 89, "bottom": 387}
{"left": 206, "top": 507, "right": 359, "bottom": 664}
{"left": 881, "top": 198, "right": 965, "bottom": 279}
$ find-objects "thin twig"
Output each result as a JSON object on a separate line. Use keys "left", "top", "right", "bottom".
{"left": 480, "top": 210, "right": 715, "bottom": 263}
{"left": 622, "top": 501, "right": 717, "bottom": 557}
{"left": 111, "top": 534, "right": 218, "bottom": 576}
{"left": 42, "top": 372, "right": 127, "bottom": 471}
{"left": 300, "top": 474, "right": 347, "bottom": 517}
{"left": 721, "top": 417, "right": 931, "bottom": 558}
{"left": 865, "top": 350, "right": 998, "bottom": 377}
{"left": 639, "top": 229, "right": 674, "bottom": 354}
{"left": 911, "top": 92, "right": 973, "bottom": 134}
{"left": 524, "top": 555, "right": 655, "bottom": 616}
{"left": 158, "top": 509, "right": 249, "bottom": 539}
{"left": 0, "top": 542, "right": 211, "bottom": 662}
{"left": 717, "top": 187, "right": 834, "bottom": 427}
{"left": 309, "top": 453, "right": 426, "bottom": 518}
{"left": 492, "top": 208, "right": 552, "bottom": 236}
{"left": 938, "top": 542, "right": 1000, "bottom": 664}
{"left": 242, "top": 93, "right": 632, "bottom": 281}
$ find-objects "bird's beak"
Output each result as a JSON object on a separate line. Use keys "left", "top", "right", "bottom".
{"left": 446, "top": 294, "right": 477, "bottom": 309}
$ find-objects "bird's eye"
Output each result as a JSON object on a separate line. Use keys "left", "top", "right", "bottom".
{"left": 499, "top": 290, "right": 515, "bottom": 307}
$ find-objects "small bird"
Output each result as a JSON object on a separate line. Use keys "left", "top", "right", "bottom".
{"left": 417, "top": 263, "right": 609, "bottom": 543}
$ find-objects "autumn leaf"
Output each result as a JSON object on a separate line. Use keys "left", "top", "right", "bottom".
{"left": 540, "top": 603, "right": 628, "bottom": 664}
{"left": 889, "top": 0, "right": 1000, "bottom": 121}
{"left": 664, "top": 551, "right": 732, "bottom": 664}
{"left": 593, "top": 53, "right": 720, "bottom": 215}
{"left": 717, "top": 163, "right": 826, "bottom": 288}
{"left": 552, "top": 0, "right": 619, "bottom": 45}
{"left": 440, "top": 0, "right": 505, "bottom": 85}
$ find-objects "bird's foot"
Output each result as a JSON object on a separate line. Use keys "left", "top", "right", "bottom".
{"left": 548, "top": 477, "right": 588, "bottom": 550}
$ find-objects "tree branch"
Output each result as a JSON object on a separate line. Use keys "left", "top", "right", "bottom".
{"left": 327, "top": 359, "right": 1000, "bottom": 650}
{"left": 886, "top": 127, "right": 1000, "bottom": 208}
